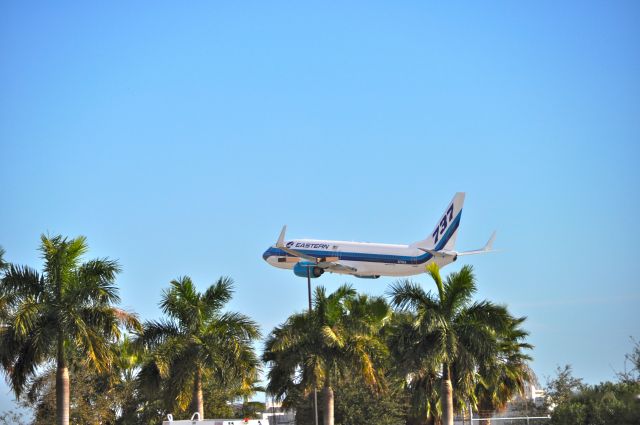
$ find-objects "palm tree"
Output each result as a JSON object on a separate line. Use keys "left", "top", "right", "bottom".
{"left": 111, "top": 334, "right": 144, "bottom": 424}
{"left": 137, "top": 276, "right": 261, "bottom": 420}
{"left": 474, "top": 317, "right": 533, "bottom": 424}
{"left": 0, "top": 246, "right": 7, "bottom": 270}
{"left": 389, "top": 263, "right": 512, "bottom": 425}
{"left": 384, "top": 311, "right": 441, "bottom": 425}
{"left": 263, "top": 285, "right": 390, "bottom": 425}
{"left": 0, "top": 234, "right": 140, "bottom": 425}
{"left": 19, "top": 337, "right": 139, "bottom": 424}
{"left": 0, "top": 246, "right": 10, "bottom": 325}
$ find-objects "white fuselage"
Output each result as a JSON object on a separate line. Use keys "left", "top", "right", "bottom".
{"left": 262, "top": 238, "right": 455, "bottom": 278}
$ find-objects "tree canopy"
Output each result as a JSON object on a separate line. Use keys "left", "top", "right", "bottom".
{"left": 0, "top": 235, "right": 140, "bottom": 425}
{"left": 137, "top": 276, "right": 261, "bottom": 421}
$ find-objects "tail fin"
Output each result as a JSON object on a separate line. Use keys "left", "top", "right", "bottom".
{"left": 410, "top": 192, "right": 465, "bottom": 250}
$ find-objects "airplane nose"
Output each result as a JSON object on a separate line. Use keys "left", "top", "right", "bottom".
{"left": 262, "top": 249, "right": 270, "bottom": 261}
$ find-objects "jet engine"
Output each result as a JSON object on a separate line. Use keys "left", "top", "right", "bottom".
{"left": 293, "top": 261, "right": 324, "bottom": 278}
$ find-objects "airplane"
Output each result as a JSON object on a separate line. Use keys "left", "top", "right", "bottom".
{"left": 262, "top": 192, "right": 496, "bottom": 279}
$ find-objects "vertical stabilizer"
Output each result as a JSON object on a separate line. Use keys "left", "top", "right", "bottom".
{"left": 410, "top": 192, "right": 465, "bottom": 250}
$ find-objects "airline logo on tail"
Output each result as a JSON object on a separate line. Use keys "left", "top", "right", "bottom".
{"left": 433, "top": 203, "right": 454, "bottom": 245}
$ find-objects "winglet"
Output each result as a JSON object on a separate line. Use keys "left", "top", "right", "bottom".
{"left": 484, "top": 231, "right": 497, "bottom": 251}
{"left": 276, "top": 225, "right": 287, "bottom": 247}
{"left": 456, "top": 231, "right": 498, "bottom": 257}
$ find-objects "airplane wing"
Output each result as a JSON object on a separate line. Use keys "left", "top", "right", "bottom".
{"left": 320, "top": 262, "right": 358, "bottom": 273}
{"left": 276, "top": 225, "right": 358, "bottom": 273}
{"left": 279, "top": 245, "right": 319, "bottom": 262}
{"left": 276, "top": 225, "right": 322, "bottom": 262}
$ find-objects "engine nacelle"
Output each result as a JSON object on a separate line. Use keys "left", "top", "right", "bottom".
{"left": 293, "top": 261, "right": 324, "bottom": 278}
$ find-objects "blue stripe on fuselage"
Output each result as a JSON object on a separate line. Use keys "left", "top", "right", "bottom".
{"left": 263, "top": 211, "right": 461, "bottom": 265}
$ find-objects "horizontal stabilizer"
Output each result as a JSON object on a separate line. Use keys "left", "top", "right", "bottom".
{"left": 417, "top": 248, "right": 457, "bottom": 259}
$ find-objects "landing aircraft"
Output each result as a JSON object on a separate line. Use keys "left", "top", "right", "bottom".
{"left": 262, "top": 192, "right": 495, "bottom": 279}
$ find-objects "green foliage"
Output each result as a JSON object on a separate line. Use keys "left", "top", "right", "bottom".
{"left": 545, "top": 364, "right": 584, "bottom": 409}
{"left": 389, "top": 264, "right": 523, "bottom": 423}
{"left": 16, "top": 336, "right": 146, "bottom": 425}
{"left": 548, "top": 344, "right": 640, "bottom": 425}
{"left": 549, "top": 380, "right": 640, "bottom": 425}
{"left": 234, "top": 401, "right": 266, "bottom": 419}
{"left": 23, "top": 361, "right": 117, "bottom": 424}
{"left": 137, "top": 276, "right": 261, "bottom": 419}
{"left": 263, "top": 286, "right": 391, "bottom": 424}
{"left": 197, "top": 375, "right": 254, "bottom": 419}
{"left": 475, "top": 316, "right": 534, "bottom": 418}
{"left": 383, "top": 310, "right": 441, "bottom": 424}
{"left": 0, "top": 235, "right": 140, "bottom": 425}
{"left": 333, "top": 374, "right": 407, "bottom": 425}
{"left": 263, "top": 285, "right": 390, "bottom": 393}
{"left": 286, "top": 375, "right": 406, "bottom": 425}
{"left": 0, "top": 246, "right": 10, "bottom": 325}
{"left": 0, "top": 246, "right": 8, "bottom": 270}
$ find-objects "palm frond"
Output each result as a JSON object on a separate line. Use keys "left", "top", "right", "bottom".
{"left": 213, "top": 311, "right": 261, "bottom": 341}
{"left": 388, "top": 279, "right": 439, "bottom": 313}
{"left": 202, "top": 276, "right": 234, "bottom": 314}
{"left": 7, "top": 332, "right": 51, "bottom": 397}
{"left": 443, "top": 265, "right": 476, "bottom": 315}
{"left": 66, "top": 258, "right": 122, "bottom": 305}
{"left": 1, "top": 265, "right": 45, "bottom": 300}
{"left": 68, "top": 311, "right": 115, "bottom": 372}
{"left": 0, "top": 246, "right": 7, "bottom": 270}
{"left": 328, "top": 284, "right": 356, "bottom": 303}
{"left": 426, "top": 262, "right": 445, "bottom": 301}
{"left": 111, "top": 307, "right": 142, "bottom": 333}
{"left": 312, "top": 286, "right": 328, "bottom": 317}
{"left": 40, "top": 235, "right": 88, "bottom": 285}
{"left": 460, "top": 301, "right": 511, "bottom": 334}
{"left": 138, "top": 319, "right": 182, "bottom": 348}
{"left": 160, "top": 276, "right": 199, "bottom": 328}
{"left": 321, "top": 325, "right": 345, "bottom": 348}
{"left": 263, "top": 315, "right": 310, "bottom": 357}
{"left": 137, "top": 358, "right": 163, "bottom": 396}
{"left": 454, "top": 319, "right": 498, "bottom": 363}
{"left": 12, "top": 297, "right": 42, "bottom": 336}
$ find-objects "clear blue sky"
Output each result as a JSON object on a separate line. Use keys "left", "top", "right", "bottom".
{"left": 1, "top": 0, "right": 639, "bottom": 414}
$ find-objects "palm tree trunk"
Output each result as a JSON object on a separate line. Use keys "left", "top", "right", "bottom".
{"left": 479, "top": 411, "right": 492, "bottom": 425}
{"left": 323, "top": 385, "right": 334, "bottom": 425}
{"left": 477, "top": 399, "right": 494, "bottom": 425}
{"left": 191, "top": 368, "right": 204, "bottom": 420}
{"left": 441, "top": 363, "right": 454, "bottom": 425}
{"left": 56, "top": 336, "right": 69, "bottom": 425}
